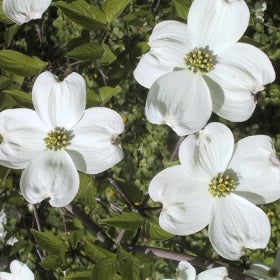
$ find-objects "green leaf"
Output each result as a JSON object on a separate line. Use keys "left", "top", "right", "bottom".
{"left": 92, "top": 258, "right": 118, "bottom": 280}
{"left": 75, "top": 174, "right": 97, "bottom": 206}
{"left": 172, "top": 0, "right": 190, "bottom": 20}
{"left": 147, "top": 221, "right": 174, "bottom": 241}
{"left": 0, "top": 50, "right": 47, "bottom": 77}
{"left": 99, "top": 212, "right": 145, "bottom": 231}
{"left": 40, "top": 254, "right": 64, "bottom": 270}
{"left": 65, "top": 271, "right": 92, "bottom": 280}
{"left": 0, "top": 76, "right": 12, "bottom": 90}
{"left": 114, "top": 180, "right": 143, "bottom": 205}
{"left": 31, "top": 229, "right": 66, "bottom": 258}
{"left": 86, "top": 88, "right": 102, "bottom": 107}
{"left": 66, "top": 41, "right": 104, "bottom": 61}
{"left": 53, "top": 0, "right": 106, "bottom": 31}
{"left": 2, "top": 89, "right": 32, "bottom": 107}
{"left": 68, "top": 229, "right": 86, "bottom": 249}
{"left": 96, "top": 44, "right": 116, "bottom": 66}
{"left": 4, "top": 24, "right": 20, "bottom": 47}
{"left": 99, "top": 86, "right": 121, "bottom": 105}
{"left": 84, "top": 241, "right": 115, "bottom": 262}
{"left": 117, "top": 246, "right": 140, "bottom": 280}
{"left": 0, "top": 93, "right": 15, "bottom": 110}
{"left": 102, "top": 0, "right": 132, "bottom": 23}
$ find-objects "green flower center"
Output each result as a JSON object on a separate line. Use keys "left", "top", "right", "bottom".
{"left": 184, "top": 47, "right": 216, "bottom": 74}
{"left": 0, "top": 134, "right": 3, "bottom": 143}
{"left": 44, "top": 127, "right": 73, "bottom": 151}
{"left": 209, "top": 172, "right": 236, "bottom": 197}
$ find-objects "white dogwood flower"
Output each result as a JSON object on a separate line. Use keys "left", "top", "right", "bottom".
{"left": 0, "top": 260, "right": 34, "bottom": 280}
{"left": 2, "top": 0, "right": 52, "bottom": 25}
{"left": 134, "top": 0, "right": 275, "bottom": 135}
{"left": 163, "top": 261, "right": 229, "bottom": 280}
{"left": 149, "top": 122, "right": 280, "bottom": 260}
{"left": 0, "top": 72, "right": 124, "bottom": 207}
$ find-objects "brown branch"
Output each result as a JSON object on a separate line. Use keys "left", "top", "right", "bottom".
{"left": 169, "top": 136, "right": 185, "bottom": 161}
{"left": 33, "top": 204, "right": 42, "bottom": 232}
{"left": 107, "top": 177, "right": 134, "bottom": 208}
{"left": 64, "top": 203, "right": 114, "bottom": 250}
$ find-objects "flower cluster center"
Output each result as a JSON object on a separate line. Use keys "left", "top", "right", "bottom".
{"left": 44, "top": 127, "right": 73, "bottom": 151}
{"left": 184, "top": 47, "right": 216, "bottom": 74}
{"left": 208, "top": 172, "right": 236, "bottom": 197}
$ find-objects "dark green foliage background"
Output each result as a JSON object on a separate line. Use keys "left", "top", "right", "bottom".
{"left": 0, "top": 0, "right": 280, "bottom": 279}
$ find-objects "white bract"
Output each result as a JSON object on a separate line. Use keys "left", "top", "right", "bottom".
{"left": 0, "top": 71, "right": 124, "bottom": 207}
{"left": 0, "top": 260, "right": 34, "bottom": 280}
{"left": 163, "top": 261, "right": 229, "bottom": 280}
{"left": 2, "top": 0, "right": 52, "bottom": 25}
{"left": 149, "top": 122, "right": 280, "bottom": 260}
{"left": 134, "top": 0, "right": 275, "bottom": 136}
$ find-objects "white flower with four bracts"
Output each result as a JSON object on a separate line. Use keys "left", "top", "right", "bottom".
{"left": 149, "top": 122, "right": 280, "bottom": 260}
{"left": 163, "top": 261, "right": 229, "bottom": 280}
{"left": 0, "top": 260, "right": 34, "bottom": 280}
{"left": 134, "top": 0, "right": 275, "bottom": 136}
{"left": 0, "top": 71, "right": 124, "bottom": 207}
{"left": 2, "top": 0, "right": 52, "bottom": 25}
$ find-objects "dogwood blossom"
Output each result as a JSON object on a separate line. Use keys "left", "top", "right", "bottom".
{"left": 0, "top": 71, "right": 124, "bottom": 207}
{"left": 0, "top": 260, "right": 34, "bottom": 280}
{"left": 2, "top": 0, "right": 52, "bottom": 25}
{"left": 163, "top": 261, "right": 229, "bottom": 280}
{"left": 134, "top": 0, "right": 275, "bottom": 135}
{"left": 149, "top": 122, "right": 280, "bottom": 260}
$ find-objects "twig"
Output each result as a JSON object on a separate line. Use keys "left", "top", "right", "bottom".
{"left": 152, "top": 0, "right": 161, "bottom": 13}
{"left": 169, "top": 136, "right": 185, "bottom": 161}
{"left": 33, "top": 204, "right": 42, "bottom": 232}
{"left": 107, "top": 177, "right": 134, "bottom": 208}
{"left": 35, "top": 23, "right": 44, "bottom": 45}
{"left": 64, "top": 203, "right": 114, "bottom": 250}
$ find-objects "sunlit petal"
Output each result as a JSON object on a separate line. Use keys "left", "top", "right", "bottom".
{"left": 197, "top": 267, "right": 228, "bottom": 280}
{"left": 179, "top": 122, "right": 234, "bottom": 177}
{"left": 134, "top": 20, "right": 191, "bottom": 88}
{"left": 2, "top": 0, "right": 52, "bottom": 25}
{"left": 177, "top": 261, "right": 196, "bottom": 280}
{"left": 0, "top": 108, "right": 46, "bottom": 169}
{"left": 207, "top": 66, "right": 257, "bottom": 122}
{"left": 229, "top": 135, "right": 280, "bottom": 204}
{"left": 219, "top": 42, "right": 275, "bottom": 91}
{"left": 188, "top": 0, "right": 249, "bottom": 52}
{"left": 145, "top": 70, "right": 212, "bottom": 136}
{"left": 20, "top": 150, "right": 79, "bottom": 207}
{"left": 149, "top": 166, "right": 212, "bottom": 235}
{"left": 209, "top": 194, "right": 271, "bottom": 260}
{"left": 32, "top": 71, "right": 86, "bottom": 129}
{"left": 0, "top": 260, "right": 34, "bottom": 280}
{"left": 68, "top": 107, "right": 124, "bottom": 174}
